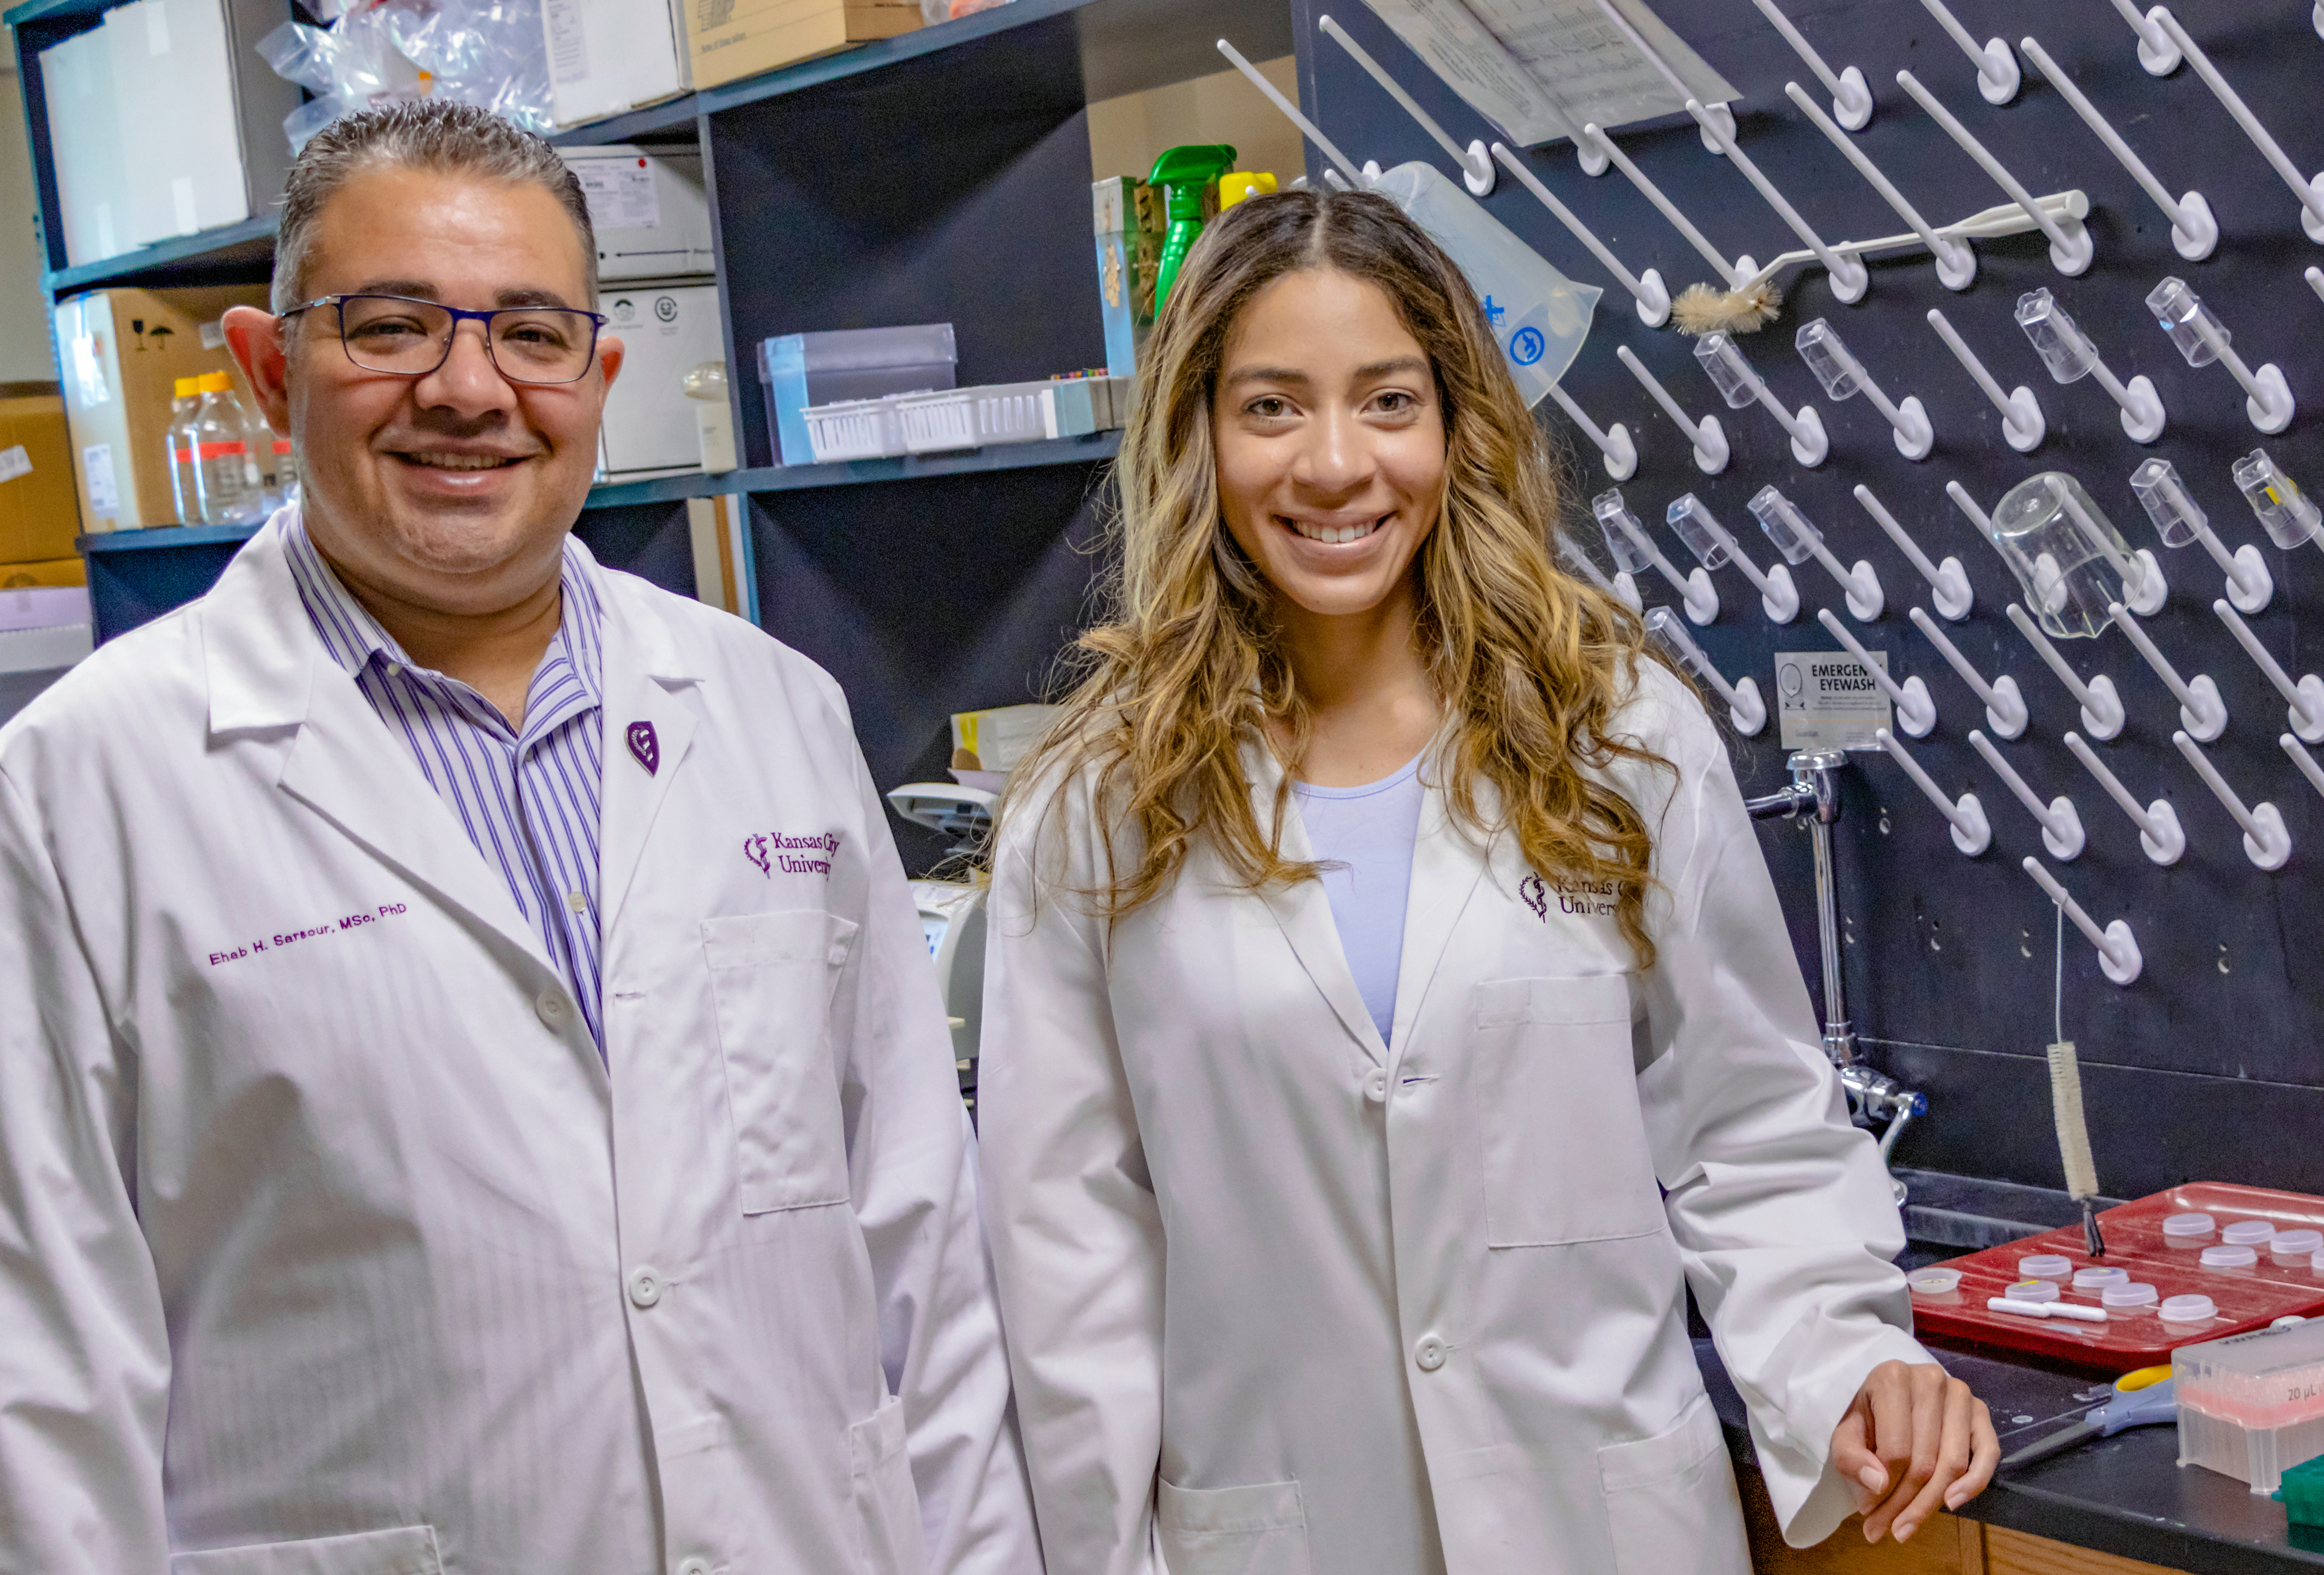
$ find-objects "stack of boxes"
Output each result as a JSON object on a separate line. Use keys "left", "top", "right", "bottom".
{"left": 0, "top": 392, "right": 88, "bottom": 588}
{"left": 543, "top": 0, "right": 926, "bottom": 130}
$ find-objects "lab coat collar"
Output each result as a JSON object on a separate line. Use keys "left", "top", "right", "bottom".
{"left": 595, "top": 571, "right": 704, "bottom": 930}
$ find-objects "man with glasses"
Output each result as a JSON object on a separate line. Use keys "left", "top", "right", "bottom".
{"left": 0, "top": 100, "right": 1037, "bottom": 1575}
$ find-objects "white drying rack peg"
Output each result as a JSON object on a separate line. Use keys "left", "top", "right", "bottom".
{"left": 2213, "top": 600, "right": 2324, "bottom": 744}
{"left": 1857, "top": 486, "right": 1970, "bottom": 620}
{"left": 1588, "top": 126, "right": 1752, "bottom": 289}
{"left": 1970, "top": 728, "right": 2085, "bottom": 859}
{"left": 2015, "top": 287, "right": 2165, "bottom": 445}
{"left": 1877, "top": 728, "right": 1992, "bottom": 855}
{"left": 2054, "top": 480, "right": 2168, "bottom": 617}
{"left": 1694, "top": 332, "right": 1829, "bottom": 467}
{"left": 1787, "top": 82, "right": 1975, "bottom": 290}
{"left": 2006, "top": 601, "right": 2126, "bottom": 740}
{"left": 2284, "top": 735, "right": 2324, "bottom": 804}
{"left": 2146, "top": 278, "right": 2295, "bottom": 436}
{"left": 1491, "top": 144, "right": 1671, "bottom": 327}
{"left": 1594, "top": 488, "right": 1717, "bottom": 625}
{"left": 2152, "top": 10, "right": 2324, "bottom": 244}
{"left": 2130, "top": 458, "right": 2271, "bottom": 614}
{"left": 2022, "top": 859, "right": 2143, "bottom": 986}
{"left": 1669, "top": 493, "right": 1799, "bottom": 623}
{"left": 1545, "top": 382, "right": 1636, "bottom": 481}
{"left": 1947, "top": 479, "right": 1995, "bottom": 539}
{"left": 2020, "top": 36, "right": 2214, "bottom": 261}
{"left": 1897, "top": 70, "right": 2093, "bottom": 275}
{"left": 1317, "top": 17, "right": 1496, "bottom": 196}
{"left": 1750, "top": 0, "right": 1871, "bottom": 129}
{"left": 2106, "top": 0, "right": 2180, "bottom": 75}
{"left": 1688, "top": 97, "right": 1868, "bottom": 303}
{"left": 1920, "top": 0, "right": 2019, "bottom": 104}
{"left": 1588, "top": 0, "right": 1732, "bottom": 155}
{"left": 1646, "top": 608, "right": 1766, "bottom": 735}
{"left": 1558, "top": 537, "right": 1628, "bottom": 605}
{"left": 1217, "top": 39, "right": 1366, "bottom": 187}
{"left": 2063, "top": 731, "right": 2186, "bottom": 866}
{"left": 1911, "top": 607, "right": 2028, "bottom": 738}
{"left": 2310, "top": 268, "right": 2324, "bottom": 307}
{"left": 2174, "top": 730, "right": 2292, "bottom": 870}
{"left": 1927, "top": 308, "right": 2043, "bottom": 453}
{"left": 2110, "top": 602, "right": 2224, "bottom": 741}
{"left": 1761, "top": 487, "right": 1880, "bottom": 619}
{"left": 1817, "top": 609, "right": 1933, "bottom": 735}
{"left": 1615, "top": 346, "right": 1729, "bottom": 474}
{"left": 1796, "top": 318, "right": 1933, "bottom": 460}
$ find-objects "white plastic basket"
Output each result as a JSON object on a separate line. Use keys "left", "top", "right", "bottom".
{"left": 896, "top": 391, "right": 979, "bottom": 454}
{"left": 803, "top": 398, "right": 903, "bottom": 462}
{"left": 896, "top": 382, "right": 1062, "bottom": 453}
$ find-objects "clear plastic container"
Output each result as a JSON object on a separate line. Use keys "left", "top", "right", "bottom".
{"left": 2165, "top": 1212, "right": 2220, "bottom": 1241}
{"left": 2103, "top": 1282, "right": 2160, "bottom": 1309}
{"left": 1794, "top": 318, "right": 1864, "bottom": 401}
{"left": 2204, "top": 1244, "right": 2260, "bottom": 1269}
{"left": 1908, "top": 1267, "right": 1963, "bottom": 1295}
{"left": 2075, "top": 1266, "right": 2131, "bottom": 1290}
{"left": 2163, "top": 1293, "right": 2220, "bottom": 1324}
{"left": 1693, "top": 331, "right": 1762, "bottom": 411}
{"left": 2175, "top": 1317, "right": 2324, "bottom": 1492}
{"left": 2129, "top": 458, "right": 2206, "bottom": 548}
{"left": 2146, "top": 277, "right": 2226, "bottom": 368}
{"left": 1987, "top": 472, "right": 2144, "bottom": 639}
{"left": 1666, "top": 493, "right": 1731, "bottom": 569}
{"left": 2006, "top": 1277, "right": 2061, "bottom": 1303}
{"left": 2234, "top": 450, "right": 2322, "bottom": 549}
{"left": 1746, "top": 486, "right": 1820, "bottom": 565}
{"left": 2224, "top": 1220, "right": 2279, "bottom": 1246}
{"left": 190, "top": 372, "right": 263, "bottom": 526}
{"left": 1593, "top": 489, "right": 1652, "bottom": 574}
{"left": 2275, "top": 1230, "right": 2324, "bottom": 1259}
{"left": 165, "top": 377, "right": 200, "bottom": 524}
{"left": 2016, "top": 288, "right": 2104, "bottom": 384}
{"left": 2021, "top": 1254, "right": 2075, "bottom": 1280}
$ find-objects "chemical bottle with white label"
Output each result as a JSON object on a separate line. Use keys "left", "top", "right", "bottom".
{"left": 242, "top": 398, "right": 291, "bottom": 516}
{"left": 190, "top": 371, "right": 264, "bottom": 525}
{"left": 165, "top": 377, "right": 201, "bottom": 523}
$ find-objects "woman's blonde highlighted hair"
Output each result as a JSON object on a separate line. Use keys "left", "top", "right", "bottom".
{"left": 1013, "top": 187, "right": 1679, "bottom": 964}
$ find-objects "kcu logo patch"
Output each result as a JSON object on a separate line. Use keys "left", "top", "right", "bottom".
{"left": 745, "top": 830, "right": 842, "bottom": 878}
{"left": 1519, "top": 872, "right": 1621, "bottom": 920}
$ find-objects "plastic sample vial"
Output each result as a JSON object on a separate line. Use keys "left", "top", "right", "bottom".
{"left": 1987, "top": 472, "right": 2145, "bottom": 639}
{"left": 2234, "top": 449, "right": 2323, "bottom": 549}
{"left": 1692, "top": 331, "right": 1762, "bottom": 411}
{"left": 2130, "top": 458, "right": 2206, "bottom": 547}
{"left": 2160, "top": 1293, "right": 2218, "bottom": 1323}
{"left": 2224, "top": 1220, "right": 2278, "bottom": 1246}
{"left": 2103, "top": 1282, "right": 2160, "bottom": 1309}
{"left": 2016, "top": 288, "right": 2103, "bottom": 384}
{"left": 2203, "top": 1244, "right": 2260, "bottom": 1269}
{"left": 2020, "top": 1253, "right": 2075, "bottom": 1279}
{"left": 1908, "top": 1267, "right": 1963, "bottom": 1295}
{"left": 2006, "top": 1277, "right": 2061, "bottom": 1303}
{"left": 2165, "top": 1212, "right": 2219, "bottom": 1241}
{"left": 1747, "top": 486, "right": 1821, "bottom": 565}
{"left": 1592, "top": 489, "right": 1653, "bottom": 574}
{"left": 1666, "top": 493, "right": 1731, "bottom": 569}
{"left": 1795, "top": 318, "right": 1864, "bottom": 400}
{"left": 2146, "top": 276, "right": 2227, "bottom": 367}
{"left": 2075, "top": 1266, "right": 2131, "bottom": 1290}
{"left": 2274, "top": 1230, "right": 2324, "bottom": 1258}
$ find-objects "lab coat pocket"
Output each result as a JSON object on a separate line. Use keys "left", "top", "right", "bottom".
{"left": 847, "top": 1394, "right": 926, "bottom": 1575}
{"left": 1155, "top": 1478, "right": 1312, "bottom": 1575}
{"left": 703, "top": 908, "right": 860, "bottom": 1214}
{"left": 1470, "top": 973, "right": 1662, "bottom": 1246}
{"left": 169, "top": 1524, "right": 444, "bottom": 1574}
{"left": 1597, "top": 1395, "right": 1750, "bottom": 1575}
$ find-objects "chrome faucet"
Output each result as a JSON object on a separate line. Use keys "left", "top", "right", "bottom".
{"left": 1745, "top": 749, "right": 1925, "bottom": 1203}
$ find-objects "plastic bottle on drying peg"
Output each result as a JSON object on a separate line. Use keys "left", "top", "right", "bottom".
{"left": 1615, "top": 346, "right": 1730, "bottom": 476}
{"left": 1594, "top": 487, "right": 1717, "bottom": 624}
{"left": 1785, "top": 82, "right": 1975, "bottom": 290}
{"left": 1856, "top": 486, "right": 1970, "bottom": 619}
{"left": 1875, "top": 728, "right": 1992, "bottom": 855}
{"left": 1490, "top": 144, "right": 1669, "bottom": 327}
{"left": 2148, "top": 9, "right": 2324, "bottom": 244}
{"left": 2130, "top": 458, "right": 2271, "bottom": 614}
{"left": 2108, "top": 600, "right": 2226, "bottom": 742}
{"left": 1749, "top": 0, "right": 1871, "bottom": 128}
{"left": 1668, "top": 493, "right": 1799, "bottom": 623}
{"left": 2015, "top": 289, "right": 2165, "bottom": 443}
{"left": 2106, "top": 0, "right": 2181, "bottom": 75}
{"left": 2173, "top": 731, "right": 2292, "bottom": 871}
{"left": 1544, "top": 383, "right": 1636, "bottom": 481}
{"left": 1897, "top": 71, "right": 2093, "bottom": 275}
{"left": 1928, "top": 308, "right": 2043, "bottom": 451}
{"left": 2233, "top": 450, "right": 2323, "bottom": 550}
{"left": 2019, "top": 36, "right": 2215, "bottom": 261}
{"left": 1985, "top": 472, "right": 2160, "bottom": 645}
{"left": 2006, "top": 602, "right": 2127, "bottom": 740}
{"left": 1816, "top": 609, "right": 1932, "bottom": 735}
{"left": 2020, "top": 858, "right": 2142, "bottom": 986}
{"left": 1969, "top": 729, "right": 2085, "bottom": 859}
{"left": 1754, "top": 486, "right": 1880, "bottom": 619}
{"left": 2214, "top": 600, "right": 2324, "bottom": 744}
{"left": 1911, "top": 607, "right": 2028, "bottom": 738}
{"left": 2146, "top": 278, "right": 2295, "bottom": 435}
{"left": 1694, "top": 333, "right": 1828, "bottom": 467}
{"left": 1645, "top": 609, "right": 1766, "bottom": 735}
{"left": 1685, "top": 98, "right": 1868, "bottom": 303}
{"left": 1316, "top": 17, "right": 1496, "bottom": 196}
{"left": 1795, "top": 320, "right": 1933, "bottom": 460}
{"left": 2063, "top": 731, "right": 2186, "bottom": 866}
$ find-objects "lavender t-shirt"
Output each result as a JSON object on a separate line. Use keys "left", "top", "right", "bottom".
{"left": 1292, "top": 752, "right": 1426, "bottom": 1046}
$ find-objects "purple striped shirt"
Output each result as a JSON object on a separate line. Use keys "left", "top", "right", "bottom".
{"left": 282, "top": 512, "right": 606, "bottom": 1051}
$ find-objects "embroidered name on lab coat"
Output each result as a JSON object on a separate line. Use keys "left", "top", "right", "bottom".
{"left": 745, "top": 831, "right": 842, "bottom": 878}
{"left": 1519, "top": 873, "right": 1620, "bottom": 920}
{"left": 208, "top": 902, "right": 411, "bottom": 965}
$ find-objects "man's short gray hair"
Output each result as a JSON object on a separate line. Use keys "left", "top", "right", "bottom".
{"left": 272, "top": 100, "right": 596, "bottom": 313}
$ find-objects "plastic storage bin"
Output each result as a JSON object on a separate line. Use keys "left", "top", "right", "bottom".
{"left": 802, "top": 398, "right": 904, "bottom": 463}
{"left": 759, "top": 325, "right": 956, "bottom": 466}
{"left": 896, "top": 381, "right": 1061, "bottom": 454}
{"left": 2175, "top": 1317, "right": 2324, "bottom": 1492}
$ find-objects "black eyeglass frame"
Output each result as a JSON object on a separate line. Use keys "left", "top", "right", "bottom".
{"left": 280, "top": 293, "right": 611, "bottom": 386}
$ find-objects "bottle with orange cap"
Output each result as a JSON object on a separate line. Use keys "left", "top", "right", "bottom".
{"left": 166, "top": 377, "right": 202, "bottom": 525}
{"left": 190, "top": 372, "right": 263, "bottom": 526}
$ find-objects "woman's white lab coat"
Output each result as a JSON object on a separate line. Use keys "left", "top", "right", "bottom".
{"left": 977, "top": 663, "right": 1927, "bottom": 1575}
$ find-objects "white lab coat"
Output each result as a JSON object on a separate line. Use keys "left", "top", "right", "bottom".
{"left": 978, "top": 662, "right": 1927, "bottom": 1575}
{"left": 0, "top": 519, "right": 1039, "bottom": 1575}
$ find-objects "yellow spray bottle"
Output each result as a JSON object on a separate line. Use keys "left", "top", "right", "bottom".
{"left": 1147, "top": 144, "right": 1239, "bottom": 313}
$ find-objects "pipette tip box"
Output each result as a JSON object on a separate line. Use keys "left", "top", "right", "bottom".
{"left": 2175, "top": 1318, "right": 2324, "bottom": 1493}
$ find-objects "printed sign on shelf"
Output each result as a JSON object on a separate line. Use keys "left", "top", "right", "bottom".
{"left": 1774, "top": 649, "right": 1892, "bottom": 750}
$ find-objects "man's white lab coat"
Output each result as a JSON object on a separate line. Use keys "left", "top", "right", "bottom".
{"left": 978, "top": 663, "right": 1926, "bottom": 1575}
{"left": 0, "top": 519, "right": 1038, "bottom": 1575}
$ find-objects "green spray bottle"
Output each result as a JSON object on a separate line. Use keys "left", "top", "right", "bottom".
{"left": 1147, "top": 144, "right": 1238, "bottom": 314}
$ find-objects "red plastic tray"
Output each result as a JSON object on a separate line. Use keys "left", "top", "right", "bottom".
{"left": 1911, "top": 1184, "right": 2324, "bottom": 1374}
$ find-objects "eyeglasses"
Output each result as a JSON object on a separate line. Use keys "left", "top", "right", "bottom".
{"left": 281, "top": 294, "right": 608, "bottom": 385}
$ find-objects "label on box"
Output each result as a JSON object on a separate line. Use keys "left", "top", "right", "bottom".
{"left": 579, "top": 161, "right": 660, "bottom": 232}
{"left": 544, "top": 0, "right": 590, "bottom": 85}
{"left": 83, "top": 443, "right": 119, "bottom": 515}
{"left": 1775, "top": 650, "right": 1891, "bottom": 750}
{"left": 0, "top": 446, "right": 30, "bottom": 484}
{"left": 200, "top": 319, "right": 228, "bottom": 351}
{"left": 145, "top": 0, "right": 171, "bottom": 55}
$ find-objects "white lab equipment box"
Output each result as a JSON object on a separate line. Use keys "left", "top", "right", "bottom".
{"left": 597, "top": 282, "right": 724, "bottom": 482}
{"left": 564, "top": 146, "right": 716, "bottom": 281}
{"left": 541, "top": 0, "right": 688, "bottom": 128}
{"left": 38, "top": 29, "right": 126, "bottom": 266}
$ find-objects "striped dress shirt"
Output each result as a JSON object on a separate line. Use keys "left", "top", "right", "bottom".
{"left": 282, "top": 513, "right": 607, "bottom": 1050}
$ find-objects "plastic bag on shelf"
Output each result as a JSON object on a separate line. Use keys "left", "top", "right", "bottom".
{"left": 259, "top": 0, "right": 553, "bottom": 154}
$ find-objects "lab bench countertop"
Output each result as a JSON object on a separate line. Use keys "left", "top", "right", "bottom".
{"left": 1696, "top": 1338, "right": 2324, "bottom": 1574}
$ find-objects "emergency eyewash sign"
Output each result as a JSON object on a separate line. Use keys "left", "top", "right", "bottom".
{"left": 1775, "top": 649, "right": 1893, "bottom": 750}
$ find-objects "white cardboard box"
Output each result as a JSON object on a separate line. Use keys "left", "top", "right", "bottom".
{"left": 39, "top": 30, "right": 128, "bottom": 266}
{"left": 565, "top": 146, "right": 716, "bottom": 281}
{"left": 109, "top": 0, "right": 249, "bottom": 246}
{"left": 597, "top": 281, "right": 724, "bottom": 480}
{"left": 543, "top": 0, "right": 688, "bottom": 128}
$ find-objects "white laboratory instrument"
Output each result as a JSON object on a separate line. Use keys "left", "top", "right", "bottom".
{"left": 888, "top": 783, "right": 997, "bottom": 1088}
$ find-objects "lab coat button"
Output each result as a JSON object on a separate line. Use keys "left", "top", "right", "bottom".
{"left": 627, "top": 1267, "right": 662, "bottom": 1309}
{"left": 536, "top": 990, "right": 570, "bottom": 1028}
{"left": 1363, "top": 1069, "right": 1389, "bottom": 1103}
{"left": 1414, "top": 1335, "right": 1447, "bottom": 1371}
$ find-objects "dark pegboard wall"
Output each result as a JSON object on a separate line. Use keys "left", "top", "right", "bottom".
{"left": 1289, "top": 0, "right": 2324, "bottom": 1197}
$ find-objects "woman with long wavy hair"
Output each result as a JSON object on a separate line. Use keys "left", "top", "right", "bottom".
{"left": 976, "top": 188, "right": 1995, "bottom": 1575}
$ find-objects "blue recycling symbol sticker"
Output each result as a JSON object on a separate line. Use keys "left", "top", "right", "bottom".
{"left": 1510, "top": 327, "right": 1547, "bottom": 366}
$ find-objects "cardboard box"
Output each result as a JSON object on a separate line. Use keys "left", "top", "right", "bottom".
{"left": 1093, "top": 176, "right": 1163, "bottom": 380}
{"left": 681, "top": 0, "right": 920, "bottom": 93}
{"left": 38, "top": 28, "right": 128, "bottom": 266}
{"left": 55, "top": 285, "right": 269, "bottom": 530}
{"left": 0, "top": 396, "right": 86, "bottom": 563}
{"left": 597, "top": 282, "right": 726, "bottom": 481}
{"left": 542, "top": 0, "right": 689, "bottom": 128}
{"left": 0, "top": 559, "right": 90, "bottom": 589}
{"left": 564, "top": 146, "right": 717, "bottom": 280}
